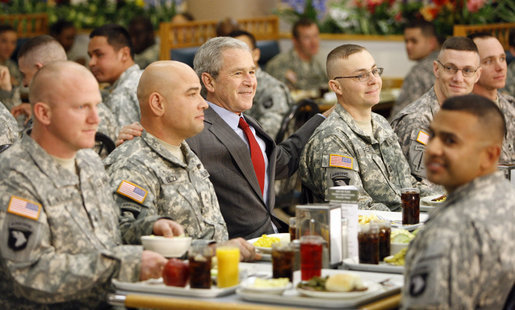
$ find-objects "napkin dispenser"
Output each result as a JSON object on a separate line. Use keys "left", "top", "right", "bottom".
{"left": 296, "top": 204, "right": 342, "bottom": 267}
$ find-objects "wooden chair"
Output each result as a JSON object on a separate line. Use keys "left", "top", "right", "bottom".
{"left": 159, "top": 15, "right": 279, "bottom": 60}
{"left": 453, "top": 23, "right": 515, "bottom": 50}
{"left": 0, "top": 13, "right": 49, "bottom": 38}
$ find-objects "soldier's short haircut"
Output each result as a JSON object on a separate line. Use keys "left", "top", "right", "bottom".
{"left": 193, "top": 37, "right": 249, "bottom": 96}
{"left": 404, "top": 19, "right": 436, "bottom": 38}
{"left": 90, "top": 24, "right": 134, "bottom": 59}
{"left": 467, "top": 31, "right": 495, "bottom": 41}
{"left": 17, "top": 35, "right": 66, "bottom": 64}
{"left": 442, "top": 94, "right": 506, "bottom": 141}
{"left": 441, "top": 36, "right": 478, "bottom": 54}
{"left": 227, "top": 30, "right": 256, "bottom": 50}
{"left": 326, "top": 44, "right": 366, "bottom": 79}
{"left": 0, "top": 24, "right": 15, "bottom": 35}
{"left": 292, "top": 18, "right": 317, "bottom": 39}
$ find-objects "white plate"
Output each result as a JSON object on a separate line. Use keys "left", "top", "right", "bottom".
{"left": 390, "top": 221, "right": 423, "bottom": 231}
{"left": 342, "top": 257, "right": 403, "bottom": 274}
{"left": 296, "top": 281, "right": 381, "bottom": 299}
{"left": 240, "top": 277, "right": 292, "bottom": 295}
{"left": 421, "top": 194, "right": 447, "bottom": 206}
{"left": 247, "top": 233, "right": 290, "bottom": 254}
{"left": 112, "top": 278, "right": 238, "bottom": 298}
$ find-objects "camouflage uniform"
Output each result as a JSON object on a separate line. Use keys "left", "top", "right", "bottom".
{"left": 0, "top": 102, "right": 18, "bottom": 145}
{"left": 504, "top": 61, "right": 515, "bottom": 97}
{"left": 0, "top": 134, "right": 142, "bottom": 309}
{"left": 265, "top": 49, "right": 327, "bottom": 91}
{"left": 134, "top": 43, "right": 159, "bottom": 69}
{"left": 105, "top": 131, "right": 228, "bottom": 244}
{"left": 102, "top": 64, "right": 143, "bottom": 127}
{"left": 390, "top": 87, "right": 440, "bottom": 180}
{"left": 0, "top": 59, "right": 23, "bottom": 112}
{"left": 300, "top": 104, "right": 418, "bottom": 211}
{"left": 498, "top": 92, "right": 515, "bottom": 164}
{"left": 390, "top": 51, "right": 437, "bottom": 119}
{"left": 97, "top": 101, "right": 118, "bottom": 142}
{"left": 248, "top": 68, "right": 293, "bottom": 138}
{"left": 403, "top": 171, "right": 515, "bottom": 309}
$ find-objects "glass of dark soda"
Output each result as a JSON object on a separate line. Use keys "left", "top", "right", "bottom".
{"left": 188, "top": 243, "right": 213, "bottom": 289}
{"left": 358, "top": 222, "right": 380, "bottom": 264}
{"left": 401, "top": 188, "right": 420, "bottom": 225}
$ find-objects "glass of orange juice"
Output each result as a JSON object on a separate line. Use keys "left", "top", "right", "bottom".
{"left": 216, "top": 246, "right": 240, "bottom": 288}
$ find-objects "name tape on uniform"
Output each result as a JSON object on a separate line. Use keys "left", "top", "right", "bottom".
{"left": 116, "top": 180, "right": 148, "bottom": 204}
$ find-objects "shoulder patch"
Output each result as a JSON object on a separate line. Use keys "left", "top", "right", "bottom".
{"left": 116, "top": 180, "right": 148, "bottom": 204}
{"left": 7, "top": 196, "right": 41, "bottom": 221}
{"left": 416, "top": 130, "right": 430, "bottom": 145}
{"left": 329, "top": 154, "right": 353, "bottom": 169}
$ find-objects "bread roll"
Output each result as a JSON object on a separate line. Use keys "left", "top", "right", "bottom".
{"left": 325, "top": 273, "right": 365, "bottom": 292}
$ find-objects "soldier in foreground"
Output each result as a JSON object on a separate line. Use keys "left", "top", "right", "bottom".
{"left": 0, "top": 61, "right": 181, "bottom": 308}
{"left": 105, "top": 61, "right": 258, "bottom": 261}
{"left": 300, "top": 44, "right": 434, "bottom": 211}
{"left": 403, "top": 94, "right": 514, "bottom": 309}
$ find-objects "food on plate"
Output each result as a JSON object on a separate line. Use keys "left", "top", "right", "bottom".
{"left": 251, "top": 278, "right": 289, "bottom": 288}
{"left": 384, "top": 247, "right": 407, "bottom": 266}
{"left": 297, "top": 274, "right": 367, "bottom": 292}
{"left": 358, "top": 214, "right": 388, "bottom": 224}
{"left": 325, "top": 273, "right": 367, "bottom": 292}
{"left": 253, "top": 234, "right": 281, "bottom": 248}
{"left": 297, "top": 276, "right": 328, "bottom": 291}
{"left": 431, "top": 194, "right": 447, "bottom": 202}
{"left": 390, "top": 229, "right": 415, "bottom": 243}
{"left": 162, "top": 258, "right": 189, "bottom": 287}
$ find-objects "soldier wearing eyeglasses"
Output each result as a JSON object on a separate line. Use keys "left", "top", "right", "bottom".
{"left": 300, "top": 44, "right": 436, "bottom": 210}
{"left": 390, "top": 37, "right": 482, "bottom": 182}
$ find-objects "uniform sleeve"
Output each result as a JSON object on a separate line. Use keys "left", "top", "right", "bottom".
{"left": 107, "top": 164, "right": 162, "bottom": 244}
{"left": 274, "top": 114, "right": 325, "bottom": 180}
{"left": 391, "top": 115, "right": 428, "bottom": 180}
{"left": 402, "top": 229, "right": 480, "bottom": 309}
{"left": 252, "top": 83, "right": 291, "bottom": 138}
{"left": 300, "top": 131, "right": 390, "bottom": 211}
{"left": 0, "top": 174, "right": 142, "bottom": 305}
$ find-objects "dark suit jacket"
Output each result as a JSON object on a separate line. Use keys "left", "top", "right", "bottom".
{"left": 186, "top": 107, "right": 324, "bottom": 239}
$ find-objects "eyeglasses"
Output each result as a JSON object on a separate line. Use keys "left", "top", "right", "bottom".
{"left": 333, "top": 67, "right": 384, "bottom": 83}
{"left": 436, "top": 60, "right": 479, "bottom": 77}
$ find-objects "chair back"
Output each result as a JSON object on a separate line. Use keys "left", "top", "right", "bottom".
{"left": 453, "top": 23, "right": 515, "bottom": 50}
{"left": 159, "top": 15, "right": 279, "bottom": 61}
{"left": 275, "top": 99, "right": 319, "bottom": 143}
{"left": 0, "top": 13, "right": 49, "bottom": 38}
{"left": 95, "top": 132, "right": 115, "bottom": 158}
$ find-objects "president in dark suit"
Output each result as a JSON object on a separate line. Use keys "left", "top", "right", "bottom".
{"left": 186, "top": 37, "right": 327, "bottom": 239}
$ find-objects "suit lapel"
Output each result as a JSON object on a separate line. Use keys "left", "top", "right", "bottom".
{"left": 205, "top": 108, "right": 264, "bottom": 200}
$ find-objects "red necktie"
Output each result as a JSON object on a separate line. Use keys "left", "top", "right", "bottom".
{"left": 238, "top": 117, "right": 266, "bottom": 194}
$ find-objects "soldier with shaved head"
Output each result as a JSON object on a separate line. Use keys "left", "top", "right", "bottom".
{"left": 105, "top": 61, "right": 259, "bottom": 261}
{"left": 0, "top": 61, "right": 173, "bottom": 308}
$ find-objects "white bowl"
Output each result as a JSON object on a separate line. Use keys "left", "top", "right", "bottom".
{"left": 240, "top": 277, "right": 292, "bottom": 295}
{"left": 141, "top": 236, "right": 192, "bottom": 258}
{"left": 390, "top": 242, "right": 408, "bottom": 256}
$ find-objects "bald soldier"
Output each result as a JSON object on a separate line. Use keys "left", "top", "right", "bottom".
{"left": 0, "top": 61, "right": 177, "bottom": 308}
{"left": 402, "top": 94, "right": 514, "bottom": 309}
{"left": 105, "top": 61, "right": 258, "bottom": 261}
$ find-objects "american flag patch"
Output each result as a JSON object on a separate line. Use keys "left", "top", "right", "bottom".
{"left": 116, "top": 180, "right": 147, "bottom": 203}
{"left": 329, "top": 154, "right": 353, "bottom": 169}
{"left": 7, "top": 196, "right": 41, "bottom": 221}
{"left": 416, "top": 130, "right": 430, "bottom": 145}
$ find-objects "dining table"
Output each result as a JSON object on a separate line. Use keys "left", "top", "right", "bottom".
{"left": 109, "top": 207, "right": 439, "bottom": 310}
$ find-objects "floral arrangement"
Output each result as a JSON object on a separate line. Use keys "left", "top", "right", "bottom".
{"left": 0, "top": 0, "right": 179, "bottom": 29}
{"left": 279, "top": 0, "right": 515, "bottom": 37}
